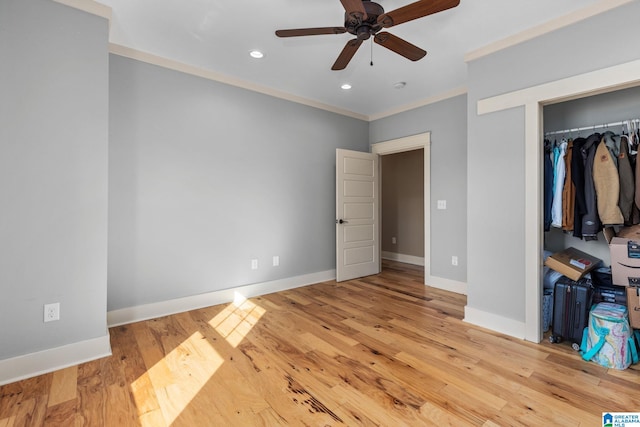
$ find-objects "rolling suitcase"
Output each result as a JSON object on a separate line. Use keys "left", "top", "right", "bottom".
{"left": 549, "top": 276, "right": 593, "bottom": 349}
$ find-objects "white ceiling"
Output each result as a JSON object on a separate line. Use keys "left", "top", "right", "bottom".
{"left": 97, "top": 0, "right": 608, "bottom": 119}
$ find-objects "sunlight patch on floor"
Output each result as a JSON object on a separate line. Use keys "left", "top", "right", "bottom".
{"left": 132, "top": 329, "right": 224, "bottom": 426}
{"left": 130, "top": 294, "right": 266, "bottom": 426}
{"left": 209, "top": 292, "right": 266, "bottom": 348}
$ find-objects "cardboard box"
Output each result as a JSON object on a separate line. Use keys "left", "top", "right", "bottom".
{"left": 616, "top": 224, "right": 640, "bottom": 240}
{"left": 627, "top": 286, "right": 640, "bottom": 329}
{"left": 609, "top": 237, "right": 640, "bottom": 287}
{"left": 544, "top": 247, "right": 602, "bottom": 281}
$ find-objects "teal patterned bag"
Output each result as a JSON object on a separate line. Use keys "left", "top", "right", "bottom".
{"left": 580, "top": 302, "right": 638, "bottom": 370}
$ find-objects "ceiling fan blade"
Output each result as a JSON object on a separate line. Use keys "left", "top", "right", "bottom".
{"left": 374, "top": 32, "right": 426, "bottom": 61}
{"left": 275, "top": 27, "right": 347, "bottom": 37}
{"left": 340, "top": 0, "right": 368, "bottom": 21}
{"left": 378, "top": 0, "right": 459, "bottom": 28}
{"left": 331, "top": 38, "right": 363, "bottom": 70}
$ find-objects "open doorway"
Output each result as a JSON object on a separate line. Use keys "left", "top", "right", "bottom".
{"left": 372, "top": 132, "right": 431, "bottom": 280}
{"left": 380, "top": 149, "right": 425, "bottom": 267}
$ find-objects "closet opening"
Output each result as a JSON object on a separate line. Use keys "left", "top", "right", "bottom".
{"left": 540, "top": 84, "right": 640, "bottom": 341}
{"left": 476, "top": 59, "right": 640, "bottom": 342}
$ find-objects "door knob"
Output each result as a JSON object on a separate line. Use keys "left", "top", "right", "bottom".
{"left": 336, "top": 219, "right": 349, "bottom": 224}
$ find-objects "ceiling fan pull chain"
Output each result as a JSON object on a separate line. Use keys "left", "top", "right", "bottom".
{"left": 370, "top": 38, "right": 374, "bottom": 66}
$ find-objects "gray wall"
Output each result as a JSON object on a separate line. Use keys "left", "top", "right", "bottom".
{"left": 0, "top": 0, "right": 109, "bottom": 359}
{"left": 108, "top": 56, "right": 369, "bottom": 311}
{"left": 466, "top": 2, "right": 640, "bottom": 323}
{"left": 370, "top": 94, "right": 467, "bottom": 282}
{"left": 381, "top": 150, "right": 424, "bottom": 257}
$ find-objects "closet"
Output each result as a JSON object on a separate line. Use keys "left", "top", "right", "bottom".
{"left": 543, "top": 85, "right": 640, "bottom": 266}
{"left": 541, "top": 86, "right": 640, "bottom": 333}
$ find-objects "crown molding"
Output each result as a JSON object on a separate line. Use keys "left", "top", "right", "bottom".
{"left": 464, "top": 0, "right": 634, "bottom": 63}
{"left": 53, "top": 0, "right": 112, "bottom": 20}
{"left": 368, "top": 86, "right": 467, "bottom": 121}
{"left": 108, "top": 43, "right": 369, "bottom": 121}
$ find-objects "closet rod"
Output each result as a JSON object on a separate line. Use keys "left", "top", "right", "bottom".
{"left": 545, "top": 118, "right": 640, "bottom": 137}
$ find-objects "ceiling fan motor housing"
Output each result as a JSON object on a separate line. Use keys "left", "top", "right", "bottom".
{"left": 345, "top": 1, "right": 384, "bottom": 40}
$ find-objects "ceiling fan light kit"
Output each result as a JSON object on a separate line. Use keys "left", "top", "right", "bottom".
{"left": 275, "top": 0, "right": 460, "bottom": 70}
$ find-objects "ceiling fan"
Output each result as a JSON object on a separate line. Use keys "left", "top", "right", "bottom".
{"left": 275, "top": 0, "right": 460, "bottom": 70}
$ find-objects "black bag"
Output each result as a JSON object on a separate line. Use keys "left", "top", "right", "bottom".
{"left": 590, "top": 267, "right": 627, "bottom": 304}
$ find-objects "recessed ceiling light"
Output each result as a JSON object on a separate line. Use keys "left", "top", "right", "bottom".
{"left": 249, "top": 50, "right": 264, "bottom": 59}
{"left": 394, "top": 81, "right": 407, "bottom": 89}
{"left": 341, "top": 83, "right": 352, "bottom": 90}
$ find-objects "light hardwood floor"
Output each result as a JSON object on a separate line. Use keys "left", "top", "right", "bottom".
{"left": 1, "top": 260, "right": 639, "bottom": 426}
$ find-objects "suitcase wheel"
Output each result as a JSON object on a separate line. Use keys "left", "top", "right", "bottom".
{"left": 571, "top": 342, "right": 580, "bottom": 352}
{"left": 549, "top": 335, "right": 564, "bottom": 344}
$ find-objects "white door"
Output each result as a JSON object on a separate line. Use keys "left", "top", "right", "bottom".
{"left": 336, "top": 149, "right": 380, "bottom": 282}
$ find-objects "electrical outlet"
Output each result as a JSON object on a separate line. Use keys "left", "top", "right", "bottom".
{"left": 44, "top": 303, "right": 60, "bottom": 322}
{"left": 273, "top": 255, "right": 280, "bottom": 267}
{"left": 391, "top": 237, "right": 397, "bottom": 244}
{"left": 251, "top": 259, "right": 258, "bottom": 270}
{"left": 451, "top": 256, "right": 458, "bottom": 266}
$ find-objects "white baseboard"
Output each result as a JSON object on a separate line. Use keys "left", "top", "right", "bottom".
{"left": 426, "top": 275, "right": 467, "bottom": 295}
{"left": 0, "top": 333, "right": 112, "bottom": 386}
{"left": 463, "top": 306, "right": 526, "bottom": 340}
{"left": 107, "top": 269, "right": 336, "bottom": 327}
{"left": 382, "top": 251, "right": 425, "bottom": 266}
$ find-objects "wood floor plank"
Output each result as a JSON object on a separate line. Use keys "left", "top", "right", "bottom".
{"left": 420, "top": 401, "right": 479, "bottom": 427}
{"left": 396, "top": 351, "right": 508, "bottom": 412}
{"left": 1, "top": 260, "right": 638, "bottom": 426}
{"left": 11, "top": 396, "right": 47, "bottom": 427}
{"left": 75, "top": 358, "right": 107, "bottom": 426}
{"left": 44, "top": 399, "right": 78, "bottom": 427}
{"left": 47, "top": 367, "right": 77, "bottom": 408}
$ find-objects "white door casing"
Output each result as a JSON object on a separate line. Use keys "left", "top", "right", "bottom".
{"left": 336, "top": 149, "right": 380, "bottom": 282}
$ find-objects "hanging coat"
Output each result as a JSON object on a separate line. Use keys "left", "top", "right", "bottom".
{"left": 544, "top": 141, "right": 553, "bottom": 232}
{"left": 618, "top": 135, "right": 635, "bottom": 225}
{"left": 571, "top": 137, "right": 587, "bottom": 239}
{"left": 593, "top": 138, "right": 623, "bottom": 226}
{"left": 551, "top": 140, "right": 567, "bottom": 228}
{"left": 562, "top": 139, "right": 575, "bottom": 231}
{"left": 635, "top": 131, "right": 640, "bottom": 211}
{"left": 581, "top": 133, "right": 602, "bottom": 240}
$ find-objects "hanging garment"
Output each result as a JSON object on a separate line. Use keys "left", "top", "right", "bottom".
{"left": 602, "top": 131, "right": 620, "bottom": 168}
{"left": 581, "top": 133, "right": 602, "bottom": 240}
{"left": 618, "top": 135, "right": 635, "bottom": 225}
{"left": 571, "top": 137, "right": 587, "bottom": 239}
{"left": 551, "top": 140, "right": 567, "bottom": 228}
{"left": 544, "top": 140, "right": 554, "bottom": 231}
{"left": 635, "top": 130, "right": 640, "bottom": 211}
{"left": 562, "top": 139, "right": 575, "bottom": 231}
{"left": 593, "top": 138, "right": 624, "bottom": 225}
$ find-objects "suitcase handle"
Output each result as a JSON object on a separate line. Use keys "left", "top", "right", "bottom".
{"left": 575, "top": 301, "right": 581, "bottom": 329}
